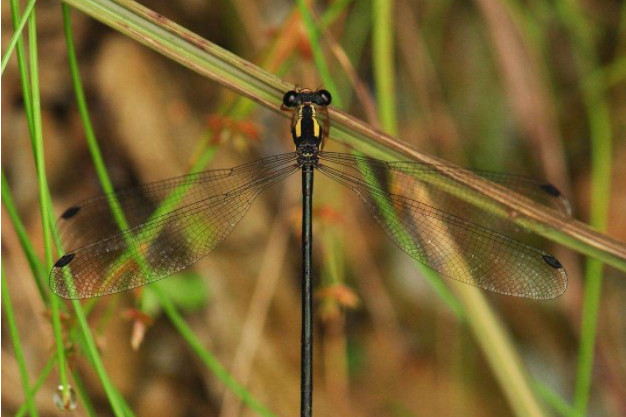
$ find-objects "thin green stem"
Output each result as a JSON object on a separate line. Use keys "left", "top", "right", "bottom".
{"left": 51, "top": 8, "right": 135, "bottom": 416}
{"left": 69, "top": 299, "right": 129, "bottom": 416}
{"left": 2, "top": 266, "right": 39, "bottom": 417}
{"left": 586, "top": 56, "right": 626, "bottom": 90}
{"left": 575, "top": 259, "right": 604, "bottom": 411}
{"left": 2, "top": 177, "right": 104, "bottom": 416}
{"left": 296, "top": 0, "right": 342, "bottom": 107}
{"left": 14, "top": 358, "right": 56, "bottom": 417}
{"left": 335, "top": 0, "right": 371, "bottom": 105}
{"left": 552, "top": 0, "right": 613, "bottom": 413}
{"left": 320, "top": 0, "right": 354, "bottom": 27}
{"left": 535, "top": 381, "right": 584, "bottom": 417}
{"left": 61, "top": 5, "right": 130, "bottom": 231}
{"left": 62, "top": 4, "right": 127, "bottom": 195}
{"left": 1, "top": 172, "right": 48, "bottom": 300}
{"left": 151, "top": 285, "right": 278, "bottom": 417}
{"left": 26, "top": 9, "right": 72, "bottom": 407}
{"left": 71, "top": 369, "right": 98, "bottom": 417}
{"left": 372, "top": 0, "right": 397, "bottom": 135}
{"left": 3, "top": 174, "right": 105, "bottom": 416}
{"left": 371, "top": 1, "right": 462, "bottom": 314}
{"left": 3, "top": 173, "right": 119, "bottom": 415}
{"left": 1, "top": 0, "right": 37, "bottom": 75}
{"left": 8, "top": 0, "right": 35, "bottom": 146}
{"left": 16, "top": 8, "right": 130, "bottom": 415}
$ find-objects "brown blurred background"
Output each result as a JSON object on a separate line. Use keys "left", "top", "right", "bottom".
{"left": 2, "top": 0, "right": 626, "bottom": 416}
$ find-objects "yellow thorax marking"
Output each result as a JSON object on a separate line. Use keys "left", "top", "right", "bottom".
{"left": 295, "top": 107, "right": 302, "bottom": 138}
{"left": 311, "top": 105, "right": 320, "bottom": 138}
{"left": 294, "top": 104, "right": 321, "bottom": 140}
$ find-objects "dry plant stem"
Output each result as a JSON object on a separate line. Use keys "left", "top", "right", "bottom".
{"left": 347, "top": 207, "right": 407, "bottom": 357}
{"left": 415, "top": 177, "right": 547, "bottom": 417}
{"left": 229, "top": 0, "right": 264, "bottom": 50}
{"left": 454, "top": 285, "right": 548, "bottom": 417}
{"left": 476, "top": 0, "right": 571, "bottom": 192}
{"left": 328, "top": 109, "right": 626, "bottom": 266}
{"left": 306, "top": 2, "right": 380, "bottom": 124}
{"left": 396, "top": 0, "right": 462, "bottom": 151}
{"left": 219, "top": 196, "right": 291, "bottom": 417}
{"left": 321, "top": 312, "right": 352, "bottom": 416}
{"left": 61, "top": 0, "right": 626, "bottom": 272}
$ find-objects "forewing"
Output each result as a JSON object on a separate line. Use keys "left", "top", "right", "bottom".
{"left": 471, "top": 171, "right": 571, "bottom": 215}
{"left": 317, "top": 153, "right": 567, "bottom": 299}
{"left": 57, "top": 153, "right": 298, "bottom": 249}
{"left": 318, "top": 152, "right": 571, "bottom": 237}
{"left": 51, "top": 155, "right": 299, "bottom": 298}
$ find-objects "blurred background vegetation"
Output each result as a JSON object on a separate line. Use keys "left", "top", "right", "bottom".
{"left": 2, "top": 0, "right": 625, "bottom": 416}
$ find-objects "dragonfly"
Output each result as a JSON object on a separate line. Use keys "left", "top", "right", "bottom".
{"left": 50, "top": 88, "right": 568, "bottom": 417}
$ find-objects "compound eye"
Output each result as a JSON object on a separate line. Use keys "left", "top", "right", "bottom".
{"left": 282, "top": 91, "right": 299, "bottom": 108}
{"left": 318, "top": 89, "right": 332, "bottom": 105}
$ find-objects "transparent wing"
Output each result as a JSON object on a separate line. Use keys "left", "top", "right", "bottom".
{"left": 317, "top": 152, "right": 567, "bottom": 299}
{"left": 51, "top": 154, "right": 299, "bottom": 299}
{"left": 57, "top": 153, "right": 299, "bottom": 250}
{"left": 319, "top": 152, "right": 571, "bottom": 216}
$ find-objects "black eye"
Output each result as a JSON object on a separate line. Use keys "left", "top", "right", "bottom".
{"left": 317, "top": 89, "right": 332, "bottom": 105}
{"left": 282, "top": 91, "right": 299, "bottom": 108}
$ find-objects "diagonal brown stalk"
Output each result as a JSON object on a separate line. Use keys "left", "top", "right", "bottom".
{"left": 61, "top": 0, "right": 626, "bottom": 271}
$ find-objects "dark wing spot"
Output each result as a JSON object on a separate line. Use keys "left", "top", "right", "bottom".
{"left": 61, "top": 206, "right": 81, "bottom": 219}
{"left": 54, "top": 253, "right": 76, "bottom": 268}
{"left": 542, "top": 254, "right": 563, "bottom": 269}
{"left": 540, "top": 184, "right": 561, "bottom": 197}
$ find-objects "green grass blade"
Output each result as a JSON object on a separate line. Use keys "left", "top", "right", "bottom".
{"left": 25, "top": 9, "right": 74, "bottom": 409}
{"left": 2, "top": 266, "right": 40, "bottom": 417}
{"left": 535, "top": 381, "right": 584, "bottom": 417}
{"left": 2, "top": 177, "right": 121, "bottom": 415}
{"left": 24, "top": 8, "right": 128, "bottom": 415}
{"left": 453, "top": 287, "right": 548, "bottom": 417}
{"left": 61, "top": 4, "right": 113, "bottom": 194}
{"left": 320, "top": 0, "right": 354, "bottom": 27}
{"left": 296, "top": 0, "right": 342, "bottom": 107}
{"left": 362, "top": 0, "right": 463, "bottom": 313}
{"left": 1, "top": 0, "right": 36, "bottom": 75}
{"left": 69, "top": 299, "right": 129, "bottom": 416}
{"left": 372, "top": 0, "right": 397, "bottom": 135}
{"left": 8, "top": 0, "right": 35, "bottom": 144}
{"left": 551, "top": 0, "right": 613, "bottom": 413}
{"left": 151, "top": 285, "right": 278, "bottom": 417}
{"left": 71, "top": 370, "right": 98, "bottom": 417}
{"left": 1, "top": 172, "right": 48, "bottom": 300}
{"left": 14, "top": 357, "right": 56, "bottom": 417}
